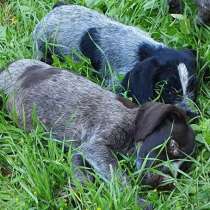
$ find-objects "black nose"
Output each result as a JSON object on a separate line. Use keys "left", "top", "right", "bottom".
{"left": 177, "top": 101, "right": 198, "bottom": 118}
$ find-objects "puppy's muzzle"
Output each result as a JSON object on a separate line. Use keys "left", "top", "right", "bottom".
{"left": 137, "top": 161, "right": 182, "bottom": 190}
{"left": 176, "top": 101, "right": 198, "bottom": 118}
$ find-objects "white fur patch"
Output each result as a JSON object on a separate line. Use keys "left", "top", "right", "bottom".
{"left": 177, "top": 63, "right": 189, "bottom": 96}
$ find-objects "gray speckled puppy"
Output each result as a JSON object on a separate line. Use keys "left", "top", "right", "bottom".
{"left": 32, "top": 4, "right": 197, "bottom": 112}
{"left": 0, "top": 59, "right": 195, "bottom": 190}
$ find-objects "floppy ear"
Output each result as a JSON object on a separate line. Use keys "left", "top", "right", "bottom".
{"left": 122, "top": 57, "right": 160, "bottom": 104}
{"left": 136, "top": 121, "right": 172, "bottom": 169}
{"left": 134, "top": 102, "right": 187, "bottom": 142}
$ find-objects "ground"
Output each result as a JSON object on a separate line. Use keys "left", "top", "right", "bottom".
{"left": 0, "top": 0, "right": 210, "bottom": 209}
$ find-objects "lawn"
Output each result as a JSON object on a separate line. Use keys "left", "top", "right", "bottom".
{"left": 0, "top": 0, "right": 210, "bottom": 209}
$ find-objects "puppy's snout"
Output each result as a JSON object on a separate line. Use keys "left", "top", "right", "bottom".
{"left": 177, "top": 100, "right": 189, "bottom": 111}
{"left": 176, "top": 101, "right": 198, "bottom": 118}
{"left": 141, "top": 162, "right": 182, "bottom": 189}
{"left": 142, "top": 173, "right": 164, "bottom": 188}
{"left": 141, "top": 167, "right": 175, "bottom": 190}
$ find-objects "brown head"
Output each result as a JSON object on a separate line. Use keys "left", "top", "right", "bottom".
{"left": 134, "top": 102, "right": 195, "bottom": 189}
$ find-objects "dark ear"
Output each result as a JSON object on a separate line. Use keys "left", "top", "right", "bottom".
{"left": 80, "top": 28, "right": 101, "bottom": 71}
{"left": 136, "top": 121, "right": 172, "bottom": 169}
{"left": 134, "top": 102, "right": 187, "bottom": 142}
{"left": 172, "top": 121, "right": 195, "bottom": 156}
{"left": 122, "top": 57, "right": 160, "bottom": 104}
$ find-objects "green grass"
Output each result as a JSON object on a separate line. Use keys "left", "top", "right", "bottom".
{"left": 0, "top": 0, "right": 210, "bottom": 209}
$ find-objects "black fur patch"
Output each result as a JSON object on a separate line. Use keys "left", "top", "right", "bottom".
{"left": 121, "top": 58, "right": 160, "bottom": 104}
{"left": 19, "top": 65, "right": 60, "bottom": 89}
{"left": 138, "top": 43, "right": 156, "bottom": 61}
{"left": 80, "top": 28, "right": 102, "bottom": 71}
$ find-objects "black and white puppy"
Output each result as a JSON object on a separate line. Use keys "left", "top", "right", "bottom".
{"left": 33, "top": 4, "right": 197, "bottom": 113}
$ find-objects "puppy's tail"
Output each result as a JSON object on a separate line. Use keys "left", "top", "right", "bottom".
{"left": 52, "top": 1, "right": 67, "bottom": 9}
{"left": 0, "top": 67, "right": 16, "bottom": 94}
{"left": 0, "top": 59, "right": 50, "bottom": 94}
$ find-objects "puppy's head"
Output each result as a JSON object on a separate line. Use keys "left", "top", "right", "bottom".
{"left": 155, "top": 48, "right": 197, "bottom": 115}
{"left": 122, "top": 46, "right": 197, "bottom": 116}
{"left": 134, "top": 102, "right": 195, "bottom": 189}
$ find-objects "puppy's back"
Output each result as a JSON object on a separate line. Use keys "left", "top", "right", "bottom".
{"left": 2, "top": 59, "right": 135, "bottom": 142}
{"left": 2, "top": 59, "right": 116, "bottom": 102}
{"left": 33, "top": 5, "right": 111, "bottom": 56}
{"left": 33, "top": 4, "right": 161, "bottom": 67}
{"left": 0, "top": 59, "right": 51, "bottom": 94}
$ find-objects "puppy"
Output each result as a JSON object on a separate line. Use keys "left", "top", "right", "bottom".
{"left": 135, "top": 103, "right": 195, "bottom": 189}
{"left": 168, "top": 0, "right": 210, "bottom": 25}
{"left": 0, "top": 59, "right": 195, "bottom": 190}
{"left": 32, "top": 4, "right": 197, "bottom": 114}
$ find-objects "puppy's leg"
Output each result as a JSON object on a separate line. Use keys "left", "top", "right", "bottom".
{"left": 80, "top": 143, "right": 152, "bottom": 209}
{"left": 72, "top": 153, "right": 94, "bottom": 183}
{"left": 79, "top": 142, "right": 119, "bottom": 181}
